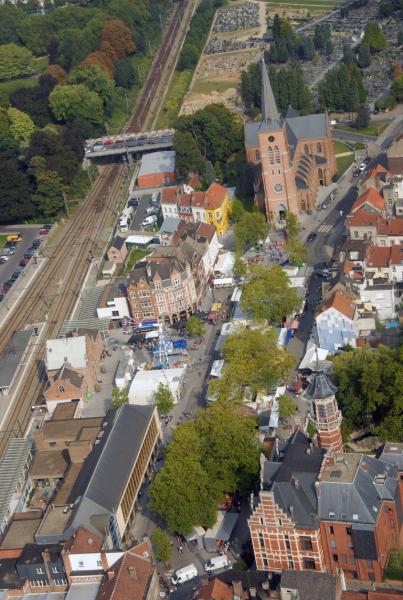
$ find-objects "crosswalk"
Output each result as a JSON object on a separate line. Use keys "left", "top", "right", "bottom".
{"left": 318, "top": 224, "right": 333, "bottom": 233}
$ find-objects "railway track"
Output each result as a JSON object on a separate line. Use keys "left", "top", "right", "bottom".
{"left": 0, "top": 0, "right": 196, "bottom": 459}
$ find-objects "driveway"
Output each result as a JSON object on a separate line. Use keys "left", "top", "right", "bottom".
{"left": 0, "top": 225, "right": 43, "bottom": 291}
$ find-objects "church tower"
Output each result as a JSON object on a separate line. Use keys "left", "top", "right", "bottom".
{"left": 304, "top": 360, "right": 343, "bottom": 454}
{"left": 258, "top": 57, "right": 299, "bottom": 223}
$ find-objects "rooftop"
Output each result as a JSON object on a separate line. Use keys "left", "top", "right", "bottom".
{"left": 204, "top": 182, "right": 227, "bottom": 211}
{"left": 46, "top": 336, "right": 87, "bottom": 371}
{"left": 30, "top": 450, "right": 69, "bottom": 480}
{"left": 280, "top": 570, "right": 337, "bottom": 600}
{"left": 64, "top": 526, "right": 103, "bottom": 554}
{"left": 161, "top": 186, "right": 178, "bottom": 204}
{"left": 52, "top": 401, "right": 80, "bottom": 421}
{"left": 366, "top": 245, "right": 391, "bottom": 268}
{"left": 345, "top": 208, "right": 380, "bottom": 228}
{"left": 321, "top": 453, "right": 361, "bottom": 484}
{"left": 0, "top": 437, "right": 33, "bottom": 535}
{"left": 0, "top": 329, "right": 33, "bottom": 390}
{"left": 380, "top": 442, "right": 403, "bottom": 471}
{"left": 0, "top": 514, "right": 42, "bottom": 550}
{"left": 390, "top": 244, "right": 403, "bottom": 265}
{"left": 317, "top": 288, "right": 356, "bottom": 320}
{"left": 352, "top": 187, "right": 385, "bottom": 213}
{"left": 138, "top": 150, "right": 175, "bottom": 177}
{"left": 110, "top": 236, "right": 126, "bottom": 250}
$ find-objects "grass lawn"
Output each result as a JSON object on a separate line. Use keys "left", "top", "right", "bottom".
{"left": 157, "top": 69, "right": 193, "bottom": 129}
{"left": 336, "top": 122, "right": 387, "bottom": 137}
{"left": 191, "top": 79, "right": 237, "bottom": 94}
{"left": 333, "top": 140, "right": 353, "bottom": 154}
{"left": 0, "top": 235, "right": 7, "bottom": 249}
{"left": 336, "top": 153, "right": 354, "bottom": 177}
{"left": 124, "top": 248, "right": 149, "bottom": 272}
{"left": 0, "top": 75, "right": 38, "bottom": 107}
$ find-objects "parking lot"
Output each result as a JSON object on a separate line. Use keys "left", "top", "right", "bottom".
{"left": 0, "top": 226, "right": 46, "bottom": 296}
{"left": 124, "top": 187, "right": 162, "bottom": 232}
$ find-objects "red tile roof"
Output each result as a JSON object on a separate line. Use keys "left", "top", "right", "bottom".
{"left": 365, "top": 163, "right": 392, "bottom": 180}
{"left": 161, "top": 187, "right": 178, "bottom": 204}
{"left": 198, "top": 578, "right": 234, "bottom": 600}
{"left": 178, "top": 193, "right": 192, "bottom": 207}
{"left": 345, "top": 208, "right": 381, "bottom": 228}
{"left": 64, "top": 526, "right": 103, "bottom": 554}
{"left": 192, "top": 190, "right": 206, "bottom": 207}
{"left": 377, "top": 218, "right": 403, "bottom": 236}
{"left": 365, "top": 245, "right": 391, "bottom": 268}
{"left": 96, "top": 540, "right": 155, "bottom": 600}
{"left": 352, "top": 187, "right": 385, "bottom": 214}
{"left": 204, "top": 182, "right": 227, "bottom": 210}
{"left": 318, "top": 288, "right": 356, "bottom": 320}
{"left": 390, "top": 244, "right": 403, "bottom": 265}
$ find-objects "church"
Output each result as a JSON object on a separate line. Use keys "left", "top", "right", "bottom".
{"left": 244, "top": 58, "right": 336, "bottom": 225}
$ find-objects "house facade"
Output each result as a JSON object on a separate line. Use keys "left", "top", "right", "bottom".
{"left": 316, "top": 289, "right": 357, "bottom": 353}
{"left": 106, "top": 236, "right": 128, "bottom": 264}
{"left": 43, "top": 366, "right": 86, "bottom": 416}
{"left": 244, "top": 57, "right": 336, "bottom": 225}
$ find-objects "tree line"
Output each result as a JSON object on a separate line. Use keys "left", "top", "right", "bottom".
{"left": 177, "top": 0, "right": 223, "bottom": 72}
{"left": 266, "top": 16, "right": 332, "bottom": 64}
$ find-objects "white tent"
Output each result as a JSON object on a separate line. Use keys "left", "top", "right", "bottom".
{"left": 299, "top": 339, "right": 329, "bottom": 371}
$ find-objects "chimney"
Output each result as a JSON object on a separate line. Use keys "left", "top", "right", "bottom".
{"left": 289, "top": 505, "right": 294, "bottom": 520}
{"left": 314, "top": 481, "right": 320, "bottom": 497}
{"left": 128, "top": 566, "right": 138, "bottom": 581}
{"left": 107, "top": 570, "right": 115, "bottom": 581}
{"left": 146, "top": 265, "right": 152, "bottom": 280}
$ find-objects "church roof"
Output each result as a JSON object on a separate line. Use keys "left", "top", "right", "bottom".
{"left": 286, "top": 105, "right": 299, "bottom": 118}
{"left": 286, "top": 114, "right": 328, "bottom": 141}
{"left": 261, "top": 56, "right": 280, "bottom": 124}
{"left": 304, "top": 372, "right": 337, "bottom": 400}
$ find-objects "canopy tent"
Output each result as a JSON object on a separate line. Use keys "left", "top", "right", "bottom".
{"left": 204, "top": 511, "right": 239, "bottom": 551}
{"left": 299, "top": 338, "right": 329, "bottom": 371}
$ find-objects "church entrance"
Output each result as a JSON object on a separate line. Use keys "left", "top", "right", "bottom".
{"left": 318, "top": 168, "right": 324, "bottom": 186}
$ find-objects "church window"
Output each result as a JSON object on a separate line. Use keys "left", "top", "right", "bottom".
{"left": 304, "top": 144, "right": 309, "bottom": 155}
{"left": 317, "top": 142, "right": 322, "bottom": 153}
{"left": 255, "top": 150, "right": 260, "bottom": 160}
{"left": 274, "top": 145, "right": 280, "bottom": 164}
{"left": 268, "top": 147, "right": 274, "bottom": 165}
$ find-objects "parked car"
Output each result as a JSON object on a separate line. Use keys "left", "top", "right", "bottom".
{"left": 6, "top": 233, "right": 22, "bottom": 243}
{"left": 142, "top": 215, "right": 158, "bottom": 228}
{"left": 146, "top": 205, "right": 158, "bottom": 215}
{"left": 353, "top": 169, "right": 361, "bottom": 177}
{"left": 127, "top": 198, "right": 139, "bottom": 208}
{"left": 171, "top": 564, "right": 198, "bottom": 586}
{"left": 31, "top": 240, "right": 41, "bottom": 248}
{"left": 204, "top": 555, "right": 231, "bottom": 573}
{"left": 0, "top": 256, "right": 9, "bottom": 264}
{"left": 307, "top": 232, "right": 317, "bottom": 242}
{"left": 19, "top": 257, "right": 29, "bottom": 267}
{"left": 39, "top": 228, "right": 49, "bottom": 235}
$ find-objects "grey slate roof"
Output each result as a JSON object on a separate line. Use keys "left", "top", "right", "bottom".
{"left": 0, "top": 329, "right": 33, "bottom": 389}
{"left": 67, "top": 404, "right": 155, "bottom": 535}
{"left": 261, "top": 56, "right": 280, "bottom": 124}
{"left": 318, "top": 455, "right": 398, "bottom": 524}
{"left": 285, "top": 105, "right": 300, "bottom": 118}
{"left": 286, "top": 114, "right": 328, "bottom": 141}
{"left": 304, "top": 372, "right": 337, "bottom": 400}
{"left": 159, "top": 216, "right": 181, "bottom": 234}
{"left": 138, "top": 150, "right": 175, "bottom": 177}
{"left": 280, "top": 570, "right": 337, "bottom": 600}
{"left": 262, "top": 430, "right": 325, "bottom": 529}
{"left": 380, "top": 442, "right": 403, "bottom": 471}
{"left": 111, "top": 236, "right": 125, "bottom": 250}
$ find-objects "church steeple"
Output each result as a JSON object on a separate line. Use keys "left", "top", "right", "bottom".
{"left": 261, "top": 56, "right": 280, "bottom": 124}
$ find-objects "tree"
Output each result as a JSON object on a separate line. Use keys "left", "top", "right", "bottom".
{"left": 67, "top": 65, "right": 114, "bottom": 110}
{"left": 234, "top": 211, "right": 269, "bottom": 252}
{"left": 111, "top": 386, "right": 128, "bottom": 408}
{"left": 284, "top": 239, "right": 308, "bottom": 265}
{"left": 100, "top": 18, "right": 135, "bottom": 60}
{"left": 7, "top": 107, "right": 35, "bottom": 146}
{"left": 362, "top": 22, "right": 387, "bottom": 53}
{"left": 45, "top": 64, "right": 67, "bottom": 84}
{"left": 342, "top": 43, "right": 355, "bottom": 65}
{"left": 354, "top": 104, "right": 370, "bottom": 129}
{"left": 392, "top": 74, "right": 403, "bottom": 101}
{"left": 50, "top": 84, "right": 104, "bottom": 125}
{"left": 241, "top": 264, "right": 301, "bottom": 324}
{"left": 151, "top": 528, "right": 171, "bottom": 564}
{"left": 10, "top": 75, "right": 56, "bottom": 128}
{"left": 285, "top": 211, "right": 300, "bottom": 239}
{"left": 0, "top": 43, "right": 36, "bottom": 81}
{"left": 149, "top": 423, "right": 218, "bottom": 533}
{"left": 0, "top": 152, "right": 36, "bottom": 223}
{"left": 398, "top": 31, "right": 403, "bottom": 46}
{"left": 331, "top": 345, "right": 403, "bottom": 440}
{"left": 278, "top": 394, "right": 296, "bottom": 419}
{"left": 230, "top": 198, "right": 245, "bottom": 223}
{"left": 155, "top": 383, "right": 174, "bottom": 414}
{"left": 114, "top": 56, "right": 136, "bottom": 88}
{"left": 357, "top": 43, "right": 371, "bottom": 68}
{"left": 186, "top": 316, "right": 206, "bottom": 338}
{"left": 173, "top": 131, "right": 205, "bottom": 177}
{"left": 214, "top": 327, "right": 295, "bottom": 401}
{"left": 379, "top": 0, "right": 393, "bottom": 16}
{"left": 81, "top": 51, "right": 115, "bottom": 80}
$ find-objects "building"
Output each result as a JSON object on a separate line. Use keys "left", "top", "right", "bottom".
{"left": 318, "top": 453, "right": 401, "bottom": 582}
{"left": 387, "top": 137, "right": 403, "bottom": 175}
{"left": 361, "top": 165, "right": 393, "bottom": 195}
{"left": 249, "top": 431, "right": 326, "bottom": 573}
{"left": 128, "top": 367, "right": 186, "bottom": 405}
{"left": 137, "top": 151, "right": 176, "bottom": 188}
{"left": 96, "top": 281, "right": 130, "bottom": 323}
{"left": 0, "top": 329, "right": 34, "bottom": 396}
{"left": 45, "top": 329, "right": 104, "bottom": 393}
{"left": 161, "top": 181, "right": 231, "bottom": 236}
{"left": 280, "top": 570, "right": 339, "bottom": 600}
{"left": 43, "top": 365, "right": 86, "bottom": 416}
{"left": 359, "top": 280, "right": 397, "bottom": 321}
{"left": 127, "top": 253, "right": 198, "bottom": 324}
{"left": 351, "top": 188, "right": 385, "bottom": 217}
{"left": 106, "top": 236, "right": 128, "bottom": 264}
{"left": 304, "top": 365, "right": 343, "bottom": 454}
{"left": 96, "top": 539, "right": 160, "bottom": 600}
{"left": 316, "top": 288, "right": 358, "bottom": 352}
{"left": 244, "top": 57, "right": 336, "bottom": 225}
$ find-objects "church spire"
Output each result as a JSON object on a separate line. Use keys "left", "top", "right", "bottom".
{"left": 261, "top": 55, "right": 279, "bottom": 123}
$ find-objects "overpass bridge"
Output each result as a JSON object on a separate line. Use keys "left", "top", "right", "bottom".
{"left": 84, "top": 128, "right": 175, "bottom": 159}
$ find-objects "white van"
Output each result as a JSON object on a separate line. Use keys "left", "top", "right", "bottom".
{"left": 171, "top": 563, "right": 198, "bottom": 585}
{"left": 142, "top": 215, "right": 158, "bottom": 228}
{"left": 204, "top": 554, "right": 230, "bottom": 573}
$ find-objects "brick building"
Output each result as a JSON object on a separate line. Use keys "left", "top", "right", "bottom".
{"left": 43, "top": 366, "right": 86, "bottom": 416}
{"left": 137, "top": 151, "right": 176, "bottom": 188}
{"left": 244, "top": 57, "right": 336, "bottom": 225}
{"left": 106, "top": 236, "right": 128, "bottom": 264}
{"left": 127, "top": 251, "right": 199, "bottom": 324}
{"left": 387, "top": 138, "right": 403, "bottom": 175}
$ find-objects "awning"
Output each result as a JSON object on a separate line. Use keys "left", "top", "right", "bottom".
{"left": 204, "top": 511, "right": 239, "bottom": 550}
{"left": 185, "top": 525, "right": 205, "bottom": 542}
{"left": 210, "top": 359, "right": 225, "bottom": 379}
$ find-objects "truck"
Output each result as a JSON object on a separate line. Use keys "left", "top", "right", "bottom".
{"left": 171, "top": 564, "right": 198, "bottom": 585}
{"left": 6, "top": 233, "right": 22, "bottom": 243}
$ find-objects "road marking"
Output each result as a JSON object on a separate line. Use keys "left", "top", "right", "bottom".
{"left": 318, "top": 224, "right": 332, "bottom": 233}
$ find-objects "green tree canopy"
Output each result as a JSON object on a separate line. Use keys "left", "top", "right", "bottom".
{"left": 331, "top": 345, "right": 403, "bottom": 440}
{"left": 241, "top": 264, "right": 301, "bottom": 324}
{"left": 234, "top": 211, "right": 269, "bottom": 252}
{"left": 50, "top": 83, "right": 104, "bottom": 125}
{"left": 111, "top": 386, "right": 128, "bottom": 408}
{"left": 284, "top": 239, "right": 308, "bottom": 265}
{"left": 362, "top": 22, "right": 387, "bottom": 53}
{"left": 392, "top": 74, "right": 403, "bottom": 102}
{"left": 7, "top": 107, "right": 35, "bottom": 146}
{"left": 213, "top": 326, "right": 295, "bottom": 401}
{"left": 67, "top": 65, "right": 115, "bottom": 111}
{"left": 0, "top": 151, "right": 36, "bottom": 223}
{"left": 173, "top": 131, "right": 205, "bottom": 177}
{"left": 285, "top": 211, "right": 300, "bottom": 239}
{"left": 0, "top": 43, "right": 36, "bottom": 81}
{"left": 151, "top": 528, "right": 171, "bottom": 564}
{"left": 155, "top": 382, "right": 174, "bottom": 414}
{"left": 357, "top": 43, "right": 371, "bottom": 68}
{"left": 278, "top": 394, "right": 296, "bottom": 419}
{"left": 186, "top": 315, "right": 206, "bottom": 337}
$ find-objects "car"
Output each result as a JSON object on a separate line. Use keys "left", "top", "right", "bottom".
{"left": 0, "top": 255, "right": 9, "bottom": 263}
{"left": 353, "top": 169, "right": 361, "bottom": 177}
{"left": 146, "top": 205, "right": 158, "bottom": 215}
{"left": 104, "top": 139, "right": 114, "bottom": 145}
{"left": 31, "top": 240, "right": 41, "bottom": 248}
{"left": 127, "top": 198, "right": 139, "bottom": 208}
{"left": 358, "top": 163, "right": 366, "bottom": 172}
{"left": 364, "top": 156, "right": 371, "bottom": 164}
{"left": 307, "top": 232, "right": 317, "bottom": 242}
{"left": 142, "top": 215, "right": 158, "bottom": 227}
{"left": 321, "top": 203, "right": 327, "bottom": 210}
{"left": 39, "top": 228, "right": 49, "bottom": 235}
{"left": 6, "top": 247, "right": 15, "bottom": 255}
{"left": 19, "top": 257, "right": 29, "bottom": 267}
{"left": 10, "top": 273, "right": 19, "bottom": 282}
{"left": 3, "top": 280, "right": 13, "bottom": 290}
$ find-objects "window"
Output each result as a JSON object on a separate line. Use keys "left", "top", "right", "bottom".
{"left": 303, "top": 558, "right": 316, "bottom": 570}
{"left": 390, "top": 519, "right": 395, "bottom": 528}
{"left": 341, "top": 554, "right": 347, "bottom": 563}
{"left": 304, "top": 144, "right": 309, "bottom": 155}
{"left": 139, "top": 290, "right": 150, "bottom": 298}
{"left": 255, "top": 150, "right": 260, "bottom": 160}
{"left": 277, "top": 518, "right": 282, "bottom": 526}
{"left": 350, "top": 556, "right": 356, "bottom": 564}
{"left": 143, "top": 312, "right": 154, "bottom": 318}
{"left": 112, "top": 310, "right": 119, "bottom": 317}
{"left": 97, "top": 560, "right": 103, "bottom": 567}
{"left": 331, "top": 539, "right": 336, "bottom": 549}
{"left": 259, "top": 517, "right": 264, "bottom": 525}
{"left": 155, "top": 282, "right": 161, "bottom": 290}
{"left": 141, "top": 302, "right": 151, "bottom": 308}
{"left": 367, "top": 559, "right": 373, "bottom": 568}
{"left": 289, "top": 559, "right": 294, "bottom": 569}
{"left": 268, "top": 147, "right": 274, "bottom": 165}
{"left": 263, "top": 558, "right": 268, "bottom": 567}
{"left": 285, "top": 535, "right": 291, "bottom": 551}
{"left": 300, "top": 537, "right": 313, "bottom": 551}
{"left": 51, "top": 566, "right": 59, "bottom": 573}
{"left": 317, "top": 142, "right": 322, "bottom": 153}
{"left": 329, "top": 525, "right": 334, "bottom": 534}
{"left": 346, "top": 527, "right": 352, "bottom": 535}
{"left": 274, "top": 145, "right": 280, "bottom": 164}
{"left": 49, "top": 442, "right": 56, "bottom": 447}
{"left": 368, "top": 572, "right": 375, "bottom": 582}
{"left": 332, "top": 554, "right": 338, "bottom": 562}
{"left": 58, "top": 385, "right": 65, "bottom": 392}
{"left": 130, "top": 292, "right": 136, "bottom": 299}
{"left": 36, "top": 568, "right": 44, "bottom": 574}
{"left": 78, "top": 561, "right": 84, "bottom": 568}
{"left": 258, "top": 533, "right": 265, "bottom": 549}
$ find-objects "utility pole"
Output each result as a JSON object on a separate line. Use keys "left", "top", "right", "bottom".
{"left": 105, "top": 121, "right": 110, "bottom": 135}
{"left": 63, "top": 191, "right": 70, "bottom": 218}
{"left": 124, "top": 91, "right": 129, "bottom": 115}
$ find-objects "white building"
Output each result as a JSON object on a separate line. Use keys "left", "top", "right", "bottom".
{"left": 359, "top": 281, "right": 397, "bottom": 321}
{"left": 45, "top": 337, "right": 87, "bottom": 371}
{"left": 128, "top": 367, "right": 186, "bottom": 405}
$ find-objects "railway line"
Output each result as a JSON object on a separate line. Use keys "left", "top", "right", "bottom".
{"left": 0, "top": 0, "right": 197, "bottom": 460}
